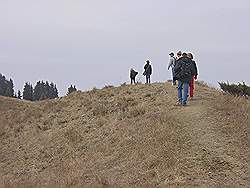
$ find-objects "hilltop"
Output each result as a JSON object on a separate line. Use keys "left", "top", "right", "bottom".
{"left": 0, "top": 82, "right": 249, "bottom": 187}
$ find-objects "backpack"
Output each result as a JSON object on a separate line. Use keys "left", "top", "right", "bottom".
{"left": 177, "top": 60, "right": 192, "bottom": 79}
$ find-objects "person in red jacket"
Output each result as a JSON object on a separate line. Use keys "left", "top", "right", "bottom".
{"left": 187, "top": 53, "right": 198, "bottom": 100}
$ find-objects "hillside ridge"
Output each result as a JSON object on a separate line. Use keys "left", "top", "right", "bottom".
{"left": 0, "top": 82, "right": 249, "bottom": 187}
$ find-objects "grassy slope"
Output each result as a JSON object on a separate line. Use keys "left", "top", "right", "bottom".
{"left": 0, "top": 82, "right": 249, "bottom": 187}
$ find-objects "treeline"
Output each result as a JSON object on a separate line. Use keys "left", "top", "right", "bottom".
{"left": 0, "top": 73, "right": 77, "bottom": 101}
{"left": 219, "top": 82, "right": 250, "bottom": 97}
{"left": 22, "top": 81, "right": 58, "bottom": 101}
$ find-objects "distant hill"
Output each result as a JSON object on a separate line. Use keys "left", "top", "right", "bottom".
{"left": 0, "top": 82, "right": 249, "bottom": 187}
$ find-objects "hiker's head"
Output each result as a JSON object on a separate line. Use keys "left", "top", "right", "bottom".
{"left": 177, "top": 51, "right": 182, "bottom": 57}
{"left": 130, "top": 68, "right": 134, "bottom": 71}
{"left": 146, "top": 60, "right": 150, "bottom": 64}
{"left": 187, "top": 53, "right": 193, "bottom": 59}
{"left": 182, "top": 53, "right": 187, "bottom": 57}
{"left": 169, "top": 52, "right": 174, "bottom": 57}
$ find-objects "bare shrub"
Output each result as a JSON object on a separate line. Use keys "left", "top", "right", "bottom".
{"left": 219, "top": 81, "right": 250, "bottom": 97}
{"left": 120, "top": 82, "right": 127, "bottom": 86}
{"left": 92, "top": 87, "right": 98, "bottom": 92}
{"left": 103, "top": 85, "right": 114, "bottom": 89}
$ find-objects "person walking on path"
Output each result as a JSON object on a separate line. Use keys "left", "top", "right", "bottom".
{"left": 168, "top": 52, "right": 177, "bottom": 85}
{"left": 187, "top": 53, "right": 198, "bottom": 100}
{"left": 130, "top": 68, "right": 138, "bottom": 84}
{"left": 174, "top": 53, "right": 195, "bottom": 106}
{"left": 143, "top": 60, "right": 152, "bottom": 84}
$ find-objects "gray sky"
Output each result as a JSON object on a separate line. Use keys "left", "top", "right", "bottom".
{"left": 1, "top": 0, "right": 250, "bottom": 95}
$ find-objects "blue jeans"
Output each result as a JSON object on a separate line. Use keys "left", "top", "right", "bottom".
{"left": 178, "top": 80, "right": 189, "bottom": 105}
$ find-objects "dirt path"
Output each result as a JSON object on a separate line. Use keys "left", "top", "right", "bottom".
{"left": 169, "top": 87, "right": 249, "bottom": 187}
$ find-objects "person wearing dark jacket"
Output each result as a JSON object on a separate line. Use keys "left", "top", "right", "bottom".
{"left": 187, "top": 53, "right": 198, "bottom": 99}
{"left": 174, "top": 53, "right": 195, "bottom": 106}
{"left": 130, "top": 68, "right": 138, "bottom": 84}
{"left": 143, "top": 60, "right": 152, "bottom": 84}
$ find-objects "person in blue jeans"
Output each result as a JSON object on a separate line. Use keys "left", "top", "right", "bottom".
{"left": 174, "top": 53, "right": 195, "bottom": 106}
{"left": 177, "top": 80, "right": 190, "bottom": 105}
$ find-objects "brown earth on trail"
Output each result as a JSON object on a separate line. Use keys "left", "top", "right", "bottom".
{"left": 0, "top": 82, "right": 249, "bottom": 187}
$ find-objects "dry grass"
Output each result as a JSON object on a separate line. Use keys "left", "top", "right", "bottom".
{"left": 0, "top": 82, "right": 249, "bottom": 187}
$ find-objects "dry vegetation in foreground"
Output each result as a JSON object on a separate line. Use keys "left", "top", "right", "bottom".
{"left": 0, "top": 82, "right": 249, "bottom": 187}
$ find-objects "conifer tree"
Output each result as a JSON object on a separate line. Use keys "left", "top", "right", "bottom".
{"left": 50, "top": 82, "right": 58, "bottom": 99}
{"left": 33, "top": 81, "right": 42, "bottom": 101}
{"left": 4, "top": 87, "right": 13, "bottom": 97}
{"left": 9, "top": 79, "right": 15, "bottom": 97}
{"left": 0, "top": 73, "right": 15, "bottom": 97}
{"left": 0, "top": 73, "right": 6, "bottom": 96}
{"left": 23, "top": 82, "right": 33, "bottom": 101}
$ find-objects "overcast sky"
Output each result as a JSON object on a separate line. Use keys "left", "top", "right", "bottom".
{"left": 1, "top": 0, "right": 250, "bottom": 95}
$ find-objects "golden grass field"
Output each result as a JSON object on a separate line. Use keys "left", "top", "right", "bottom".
{"left": 0, "top": 81, "right": 249, "bottom": 187}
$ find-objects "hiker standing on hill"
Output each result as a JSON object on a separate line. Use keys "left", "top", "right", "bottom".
{"left": 143, "top": 60, "right": 152, "bottom": 84}
{"left": 187, "top": 53, "right": 198, "bottom": 100}
{"left": 174, "top": 52, "right": 195, "bottom": 106}
{"left": 130, "top": 68, "right": 138, "bottom": 84}
{"left": 168, "top": 52, "right": 177, "bottom": 85}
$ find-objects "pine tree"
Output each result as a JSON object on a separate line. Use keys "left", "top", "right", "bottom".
{"left": 23, "top": 82, "right": 33, "bottom": 101}
{"left": 7, "top": 79, "right": 15, "bottom": 97}
{"left": 0, "top": 73, "right": 6, "bottom": 96}
{"left": 45, "top": 81, "right": 50, "bottom": 99}
{"left": 50, "top": 82, "right": 58, "bottom": 99}
{"left": 0, "top": 74, "right": 15, "bottom": 97}
{"left": 4, "top": 87, "right": 13, "bottom": 97}
{"left": 33, "top": 81, "right": 42, "bottom": 101}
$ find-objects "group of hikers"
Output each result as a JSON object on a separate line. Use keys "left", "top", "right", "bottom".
{"left": 129, "top": 51, "right": 198, "bottom": 106}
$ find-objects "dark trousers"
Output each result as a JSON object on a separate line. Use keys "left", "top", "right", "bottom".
{"left": 131, "top": 78, "right": 136, "bottom": 84}
{"left": 146, "top": 75, "right": 151, "bottom": 84}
